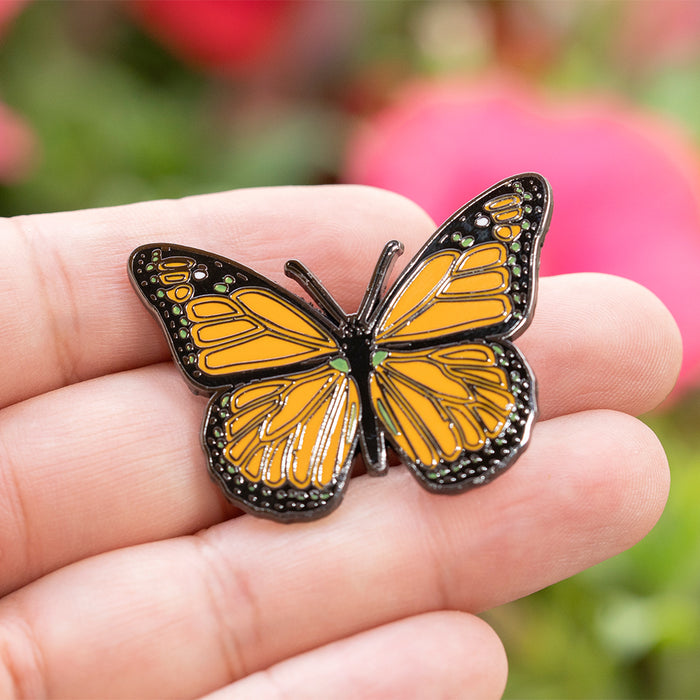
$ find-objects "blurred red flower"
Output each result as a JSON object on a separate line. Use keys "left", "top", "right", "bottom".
{"left": 129, "top": 0, "right": 297, "bottom": 74}
{"left": 345, "top": 80, "right": 700, "bottom": 391}
{"left": 0, "top": 0, "right": 26, "bottom": 38}
{"left": 129, "top": 0, "right": 360, "bottom": 89}
{"left": 0, "top": 1, "right": 35, "bottom": 183}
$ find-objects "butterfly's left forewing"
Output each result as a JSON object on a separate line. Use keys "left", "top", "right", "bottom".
{"left": 129, "top": 244, "right": 360, "bottom": 521}
{"left": 129, "top": 244, "right": 340, "bottom": 391}
{"left": 369, "top": 173, "right": 550, "bottom": 491}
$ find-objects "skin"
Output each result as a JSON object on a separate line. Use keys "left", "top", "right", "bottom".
{"left": 0, "top": 185, "right": 681, "bottom": 699}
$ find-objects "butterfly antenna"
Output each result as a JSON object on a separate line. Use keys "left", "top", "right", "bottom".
{"left": 356, "top": 240, "right": 404, "bottom": 327}
{"left": 285, "top": 259, "right": 347, "bottom": 326}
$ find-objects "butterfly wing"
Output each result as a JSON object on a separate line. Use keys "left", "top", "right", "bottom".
{"left": 129, "top": 244, "right": 360, "bottom": 521}
{"left": 369, "top": 340, "right": 534, "bottom": 491}
{"left": 369, "top": 173, "right": 550, "bottom": 490}
{"left": 129, "top": 244, "right": 341, "bottom": 392}
{"left": 205, "top": 362, "right": 360, "bottom": 521}
{"left": 373, "top": 173, "right": 550, "bottom": 344}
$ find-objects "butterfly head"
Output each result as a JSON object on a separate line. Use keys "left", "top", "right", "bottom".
{"left": 339, "top": 314, "right": 372, "bottom": 342}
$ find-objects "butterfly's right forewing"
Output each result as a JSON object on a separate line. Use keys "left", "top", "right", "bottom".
{"left": 372, "top": 173, "right": 551, "bottom": 344}
{"left": 373, "top": 242, "right": 513, "bottom": 345}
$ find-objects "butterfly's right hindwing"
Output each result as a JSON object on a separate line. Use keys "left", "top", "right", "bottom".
{"left": 369, "top": 339, "right": 535, "bottom": 492}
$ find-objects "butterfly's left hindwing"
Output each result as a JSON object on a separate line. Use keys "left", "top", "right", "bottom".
{"left": 204, "top": 363, "right": 360, "bottom": 522}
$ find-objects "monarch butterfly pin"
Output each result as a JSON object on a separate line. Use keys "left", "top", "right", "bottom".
{"left": 129, "top": 173, "right": 552, "bottom": 523}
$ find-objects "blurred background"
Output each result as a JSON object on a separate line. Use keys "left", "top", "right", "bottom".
{"left": 2, "top": 1, "right": 700, "bottom": 697}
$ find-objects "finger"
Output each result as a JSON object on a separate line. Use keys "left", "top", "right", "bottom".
{"left": 207, "top": 612, "right": 506, "bottom": 700}
{"left": 0, "top": 410, "right": 668, "bottom": 698}
{"left": 0, "top": 185, "right": 433, "bottom": 408}
{"left": 0, "top": 274, "right": 679, "bottom": 594}
{"left": 0, "top": 364, "right": 231, "bottom": 596}
{"left": 524, "top": 273, "right": 682, "bottom": 418}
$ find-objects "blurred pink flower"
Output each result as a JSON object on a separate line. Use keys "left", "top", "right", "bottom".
{"left": 344, "top": 80, "right": 700, "bottom": 391}
{"left": 0, "top": 102, "right": 35, "bottom": 183}
{"left": 619, "top": 0, "right": 700, "bottom": 67}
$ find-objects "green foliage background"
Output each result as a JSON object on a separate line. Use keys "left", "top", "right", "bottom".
{"left": 2, "top": 2, "right": 700, "bottom": 697}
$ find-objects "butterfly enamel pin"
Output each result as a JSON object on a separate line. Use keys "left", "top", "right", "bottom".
{"left": 129, "top": 173, "right": 552, "bottom": 523}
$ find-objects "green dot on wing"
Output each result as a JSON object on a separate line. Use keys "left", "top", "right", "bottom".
{"left": 371, "top": 350, "right": 388, "bottom": 367}
{"left": 329, "top": 357, "right": 350, "bottom": 373}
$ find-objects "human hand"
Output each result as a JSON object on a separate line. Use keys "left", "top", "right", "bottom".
{"left": 0, "top": 186, "right": 680, "bottom": 698}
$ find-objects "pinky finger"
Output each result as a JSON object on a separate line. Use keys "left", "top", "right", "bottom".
{"left": 202, "top": 611, "right": 507, "bottom": 700}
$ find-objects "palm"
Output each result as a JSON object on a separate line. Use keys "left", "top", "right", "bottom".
{"left": 0, "top": 186, "right": 679, "bottom": 699}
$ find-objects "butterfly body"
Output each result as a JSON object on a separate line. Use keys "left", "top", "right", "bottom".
{"left": 130, "top": 174, "right": 551, "bottom": 522}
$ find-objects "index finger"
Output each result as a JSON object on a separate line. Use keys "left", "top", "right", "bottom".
{"left": 0, "top": 186, "right": 433, "bottom": 408}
